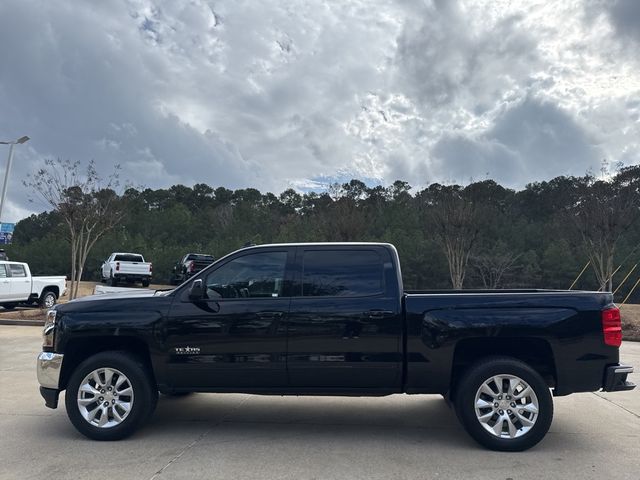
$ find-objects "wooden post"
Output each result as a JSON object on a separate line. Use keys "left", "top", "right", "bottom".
{"left": 569, "top": 261, "right": 590, "bottom": 290}
{"left": 614, "top": 264, "right": 637, "bottom": 295}
{"left": 620, "top": 276, "right": 640, "bottom": 306}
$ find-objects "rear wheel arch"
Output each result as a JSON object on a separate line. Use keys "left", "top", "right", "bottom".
{"left": 449, "top": 337, "right": 557, "bottom": 400}
{"left": 42, "top": 286, "right": 60, "bottom": 298}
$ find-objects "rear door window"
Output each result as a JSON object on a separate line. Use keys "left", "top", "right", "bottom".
{"left": 302, "top": 249, "right": 384, "bottom": 297}
{"left": 8, "top": 264, "right": 26, "bottom": 277}
{"left": 0, "top": 265, "right": 7, "bottom": 278}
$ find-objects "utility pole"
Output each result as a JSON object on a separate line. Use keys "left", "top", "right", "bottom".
{"left": 0, "top": 135, "right": 30, "bottom": 222}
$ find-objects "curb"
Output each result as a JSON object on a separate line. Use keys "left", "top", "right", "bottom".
{"left": 0, "top": 319, "right": 45, "bottom": 327}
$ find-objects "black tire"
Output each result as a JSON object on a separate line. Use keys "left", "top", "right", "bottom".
{"left": 141, "top": 279, "right": 150, "bottom": 288}
{"left": 65, "top": 351, "right": 157, "bottom": 441}
{"left": 2, "top": 303, "right": 17, "bottom": 310}
{"left": 39, "top": 291, "right": 57, "bottom": 309}
{"left": 454, "top": 357, "right": 553, "bottom": 452}
{"left": 109, "top": 272, "right": 118, "bottom": 287}
{"left": 440, "top": 393, "right": 454, "bottom": 408}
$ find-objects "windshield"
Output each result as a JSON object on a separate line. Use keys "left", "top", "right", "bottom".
{"left": 114, "top": 254, "right": 144, "bottom": 262}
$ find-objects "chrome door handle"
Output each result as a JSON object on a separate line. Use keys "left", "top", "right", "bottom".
{"left": 366, "top": 310, "right": 393, "bottom": 319}
{"left": 257, "top": 311, "right": 284, "bottom": 319}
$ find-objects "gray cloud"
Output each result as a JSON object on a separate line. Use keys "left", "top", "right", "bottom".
{"left": 431, "top": 97, "right": 602, "bottom": 185}
{"left": 395, "top": 0, "right": 539, "bottom": 110}
{"left": 605, "top": 0, "right": 640, "bottom": 43}
{"left": 0, "top": 0, "right": 638, "bottom": 221}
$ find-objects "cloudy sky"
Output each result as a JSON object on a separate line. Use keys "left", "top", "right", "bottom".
{"left": 1, "top": 0, "right": 639, "bottom": 221}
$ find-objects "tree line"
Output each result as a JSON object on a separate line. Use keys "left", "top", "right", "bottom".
{"left": 7, "top": 160, "right": 640, "bottom": 303}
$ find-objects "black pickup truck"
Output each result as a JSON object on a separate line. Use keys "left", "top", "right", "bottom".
{"left": 37, "top": 243, "right": 635, "bottom": 451}
{"left": 169, "top": 253, "right": 216, "bottom": 285}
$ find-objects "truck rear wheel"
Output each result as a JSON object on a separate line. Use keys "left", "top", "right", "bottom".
{"left": 454, "top": 357, "right": 553, "bottom": 451}
{"left": 109, "top": 272, "right": 118, "bottom": 287}
{"left": 141, "top": 279, "right": 150, "bottom": 288}
{"left": 39, "top": 291, "right": 57, "bottom": 309}
{"left": 65, "top": 351, "right": 157, "bottom": 441}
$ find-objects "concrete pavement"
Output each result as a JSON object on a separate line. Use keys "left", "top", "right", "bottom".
{"left": 1, "top": 325, "right": 638, "bottom": 480}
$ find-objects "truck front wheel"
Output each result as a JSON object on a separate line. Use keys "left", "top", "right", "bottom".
{"left": 65, "top": 351, "right": 158, "bottom": 440}
{"left": 454, "top": 357, "right": 553, "bottom": 451}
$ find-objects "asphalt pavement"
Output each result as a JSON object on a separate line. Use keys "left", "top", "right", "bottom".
{"left": 1, "top": 325, "right": 638, "bottom": 480}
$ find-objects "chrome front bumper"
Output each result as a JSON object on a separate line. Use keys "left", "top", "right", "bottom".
{"left": 37, "top": 352, "right": 64, "bottom": 389}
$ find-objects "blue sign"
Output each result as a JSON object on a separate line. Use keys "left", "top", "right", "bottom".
{"left": 0, "top": 223, "right": 14, "bottom": 233}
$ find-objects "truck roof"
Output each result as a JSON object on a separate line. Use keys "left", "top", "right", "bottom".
{"left": 238, "top": 242, "right": 394, "bottom": 249}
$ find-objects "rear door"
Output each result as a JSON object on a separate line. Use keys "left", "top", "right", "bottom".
{"left": 286, "top": 246, "right": 403, "bottom": 389}
{"left": 7, "top": 263, "right": 31, "bottom": 300}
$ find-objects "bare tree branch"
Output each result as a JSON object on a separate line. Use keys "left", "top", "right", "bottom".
{"left": 24, "top": 160, "right": 126, "bottom": 299}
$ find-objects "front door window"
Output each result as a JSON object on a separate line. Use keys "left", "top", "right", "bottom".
{"left": 204, "top": 251, "right": 287, "bottom": 299}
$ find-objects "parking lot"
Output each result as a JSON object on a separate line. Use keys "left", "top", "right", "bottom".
{"left": 1, "top": 325, "right": 638, "bottom": 480}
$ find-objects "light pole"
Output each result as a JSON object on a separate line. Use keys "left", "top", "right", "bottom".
{"left": 0, "top": 135, "right": 30, "bottom": 223}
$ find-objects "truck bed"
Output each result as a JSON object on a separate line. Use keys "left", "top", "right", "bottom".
{"left": 403, "top": 289, "right": 616, "bottom": 396}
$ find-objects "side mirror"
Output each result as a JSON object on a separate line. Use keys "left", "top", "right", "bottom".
{"left": 188, "top": 279, "right": 205, "bottom": 300}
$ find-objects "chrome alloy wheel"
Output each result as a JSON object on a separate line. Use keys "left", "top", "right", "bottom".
{"left": 77, "top": 367, "right": 134, "bottom": 428}
{"left": 474, "top": 374, "right": 539, "bottom": 439}
{"left": 43, "top": 294, "right": 55, "bottom": 309}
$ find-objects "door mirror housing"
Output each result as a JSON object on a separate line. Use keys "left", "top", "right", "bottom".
{"left": 188, "top": 279, "right": 205, "bottom": 300}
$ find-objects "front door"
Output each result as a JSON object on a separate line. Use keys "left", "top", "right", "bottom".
{"left": 164, "top": 248, "right": 293, "bottom": 389}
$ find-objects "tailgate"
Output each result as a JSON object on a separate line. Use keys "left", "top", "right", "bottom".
{"left": 117, "top": 262, "right": 151, "bottom": 275}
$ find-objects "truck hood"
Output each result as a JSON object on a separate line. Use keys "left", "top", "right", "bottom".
{"left": 56, "top": 289, "right": 174, "bottom": 313}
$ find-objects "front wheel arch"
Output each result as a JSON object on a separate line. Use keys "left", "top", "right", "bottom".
{"left": 59, "top": 336, "right": 156, "bottom": 392}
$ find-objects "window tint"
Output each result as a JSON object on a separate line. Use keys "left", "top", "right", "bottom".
{"left": 114, "top": 254, "right": 144, "bottom": 262}
{"left": 204, "top": 251, "right": 287, "bottom": 299}
{"left": 302, "top": 250, "right": 383, "bottom": 297}
{"left": 0, "top": 265, "right": 7, "bottom": 278}
{"left": 187, "top": 254, "right": 214, "bottom": 261}
{"left": 9, "top": 264, "right": 26, "bottom": 277}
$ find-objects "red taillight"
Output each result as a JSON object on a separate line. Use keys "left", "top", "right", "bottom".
{"left": 602, "top": 307, "right": 622, "bottom": 347}
{"left": 115, "top": 262, "right": 120, "bottom": 271}
{"left": 188, "top": 260, "right": 195, "bottom": 272}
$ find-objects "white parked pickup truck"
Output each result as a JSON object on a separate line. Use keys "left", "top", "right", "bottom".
{"left": 101, "top": 252, "right": 152, "bottom": 287}
{"left": 0, "top": 261, "right": 67, "bottom": 310}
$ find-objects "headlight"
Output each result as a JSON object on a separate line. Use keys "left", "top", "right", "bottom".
{"left": 42, "top": 309, "right": 57, "bottom": 348}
